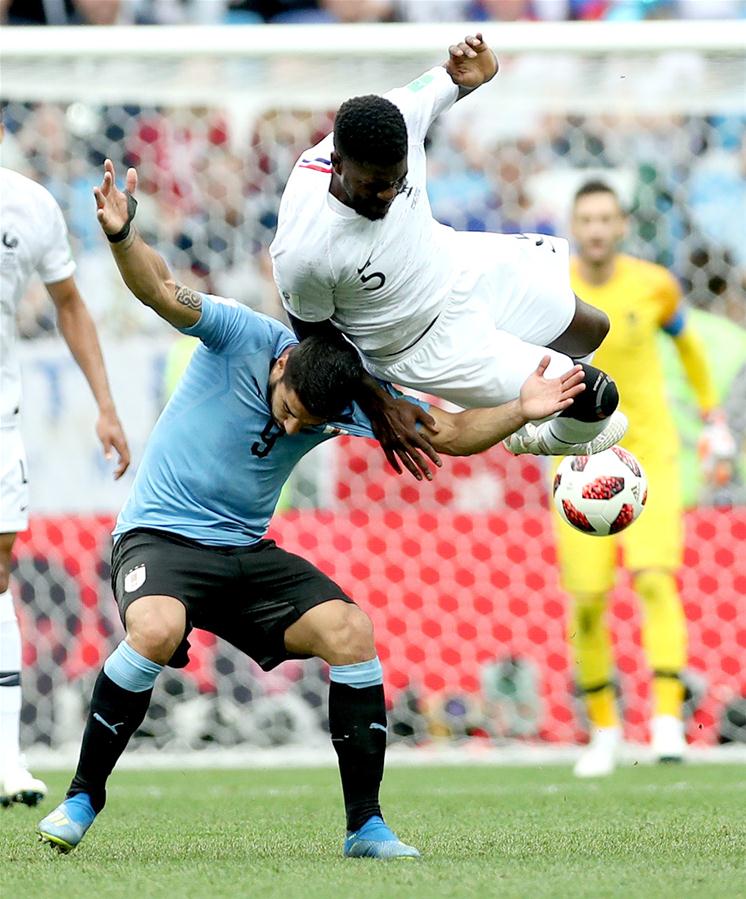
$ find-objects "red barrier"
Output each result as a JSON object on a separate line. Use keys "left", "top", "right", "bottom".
{"left": 13, "top": 507, "right": 745, "bottom": 745}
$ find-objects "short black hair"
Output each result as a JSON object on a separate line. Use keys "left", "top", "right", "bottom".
{"left": 574, "top": 179, "right": 622, "bottom": 207}
{"left": 334, "top": 94, "right": 408, "bottom": 166}
{"left": 283, "top": 335, "right": 363, "bottom": 421}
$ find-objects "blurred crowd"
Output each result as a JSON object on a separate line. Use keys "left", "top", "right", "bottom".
{"left": 1, "top": 97, "right": 744, "bottom": 341}
{"left": 2, "top": 0, "right": 745, "bottom": 26}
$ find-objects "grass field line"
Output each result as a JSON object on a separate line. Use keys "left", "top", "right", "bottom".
{"left": 26, "top": 741, "right": 746, "bottom": 771}
{"left": 110, "top": 778, "right": 746, "bottom": 801}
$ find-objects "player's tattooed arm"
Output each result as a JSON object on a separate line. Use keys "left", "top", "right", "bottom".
{"left": 444, "top": 33, "right": 498, "bottom": 100}
{"left": 96, "top": 159, "right": 202, "bottom": 329}
{"left": 175, "top": 284, "right": 203, "bottom": 313}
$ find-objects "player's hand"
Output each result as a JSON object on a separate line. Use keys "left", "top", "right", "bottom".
{"left": 445, "top": 33, "right": 498, "bottom": 92}
{"left": 96, "top": 407, "right": 131, "bottom": 480}
{"left": 366, "top": 394, "right": 443, "bottom": 482}
{"left": 94, "top": 159, "right": 138, "bottom": 236}
{"left": 518, "top": 357, "right": 585, "bottom": 422}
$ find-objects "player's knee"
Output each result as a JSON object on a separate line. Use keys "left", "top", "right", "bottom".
{"left": 324, "top": 605, "right": 375, "bottom": 665}
{"left": 549, "top": 298, "right": 610, "bottom": 356}
{"left": 578, "top": 301, "right": 610, "bottom": 352}
{"left": 593, "top": 308, "right": 610, "bottom": 346}
{"left": 559, "top": 363, "right": 618, "bottom": 422}
{"left": 125, "top": 597, "right": 186, "bottom": 665}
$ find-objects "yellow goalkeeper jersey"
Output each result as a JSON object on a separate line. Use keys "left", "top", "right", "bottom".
{"left": 570, "top": 254, "right": 681, "bottom": 455}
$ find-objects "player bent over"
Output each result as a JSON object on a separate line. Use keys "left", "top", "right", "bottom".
{"left": 270, "top": 32, "right": 626, "bottom": 481}
{"left": 38, "top": 161, "right": 584, "bottom": 857}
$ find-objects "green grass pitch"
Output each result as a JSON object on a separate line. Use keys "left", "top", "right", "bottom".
{"left": 3, "top": 764, "right": 744, "bottom": 899}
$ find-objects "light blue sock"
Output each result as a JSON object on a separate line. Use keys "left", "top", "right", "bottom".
{"left": 329, "top": 657, "right": 383, "bottom": 689}
{"left": 103, "top": 641, "right": 162, "bottom": 693}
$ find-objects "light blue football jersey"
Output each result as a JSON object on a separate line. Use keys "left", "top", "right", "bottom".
{"left": 114, "top": 294, "right": 403, "bottom": 546}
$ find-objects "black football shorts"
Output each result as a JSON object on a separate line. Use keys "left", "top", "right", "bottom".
{"left": 111, "top": 527, "right": 352, "bottom": 671}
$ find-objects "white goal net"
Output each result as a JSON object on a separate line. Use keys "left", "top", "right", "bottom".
{"left": 2, "top": 22, "right": 745, "bottom": 758}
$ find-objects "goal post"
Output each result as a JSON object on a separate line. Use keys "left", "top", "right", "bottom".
{"left": 2, "top": 22, "right": 744, "bottom": 759}
{"left": 1, "top": 21, "right": 745, "bottom": 110}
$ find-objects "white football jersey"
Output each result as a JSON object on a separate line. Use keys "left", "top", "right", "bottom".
{"left": 271, "top": 66, "right": 468, "bottom": 360}
{"left": 0, "top": 167, "right": 75, "bottom": 426}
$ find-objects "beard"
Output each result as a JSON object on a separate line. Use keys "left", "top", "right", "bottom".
{"left": 350, "top": 196, "right": 394, "bottom": 221}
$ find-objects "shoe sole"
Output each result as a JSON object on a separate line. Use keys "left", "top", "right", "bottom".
{"left": 38, "top": 831, "right": 76, "bottom": 853}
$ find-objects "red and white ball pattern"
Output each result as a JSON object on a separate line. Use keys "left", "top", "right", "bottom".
{"left": 553, "top": 446, "right": 648, "bottom": 536}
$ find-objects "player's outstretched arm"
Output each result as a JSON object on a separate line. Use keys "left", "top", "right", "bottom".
{"left": 94, "top": 159, "right": 200, "bottom": 329}
{"left": 425, "top": 358, "right": 585, "bottom": 457}
{"left": 444, "top": 33, "right": 498, "bottom": 100}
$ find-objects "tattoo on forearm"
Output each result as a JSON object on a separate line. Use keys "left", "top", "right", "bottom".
{"left": 175, "top": 284, "right": 202, "bottom": 311}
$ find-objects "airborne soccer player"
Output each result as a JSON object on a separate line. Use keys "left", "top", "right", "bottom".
{"left": 270, "top": 33, "right": 626, "bottom": 480}
{"left": 37, "top": 161, "right": 584, "bottom": 857}
{"left": 558, "top": 180, "right": 726, "bottom": 776}
{"left": 0, "top": 151, "right": 129, "bottom": 808}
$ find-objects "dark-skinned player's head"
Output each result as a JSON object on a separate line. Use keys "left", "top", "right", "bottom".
{"left": 269, "top": 335, "right": 360, "bottom": 435}
{"left": 332, "top": 94, "right": 409, "bottom": 221}
{"left": 572, "top": 180, "right": 628, "bottom": 267}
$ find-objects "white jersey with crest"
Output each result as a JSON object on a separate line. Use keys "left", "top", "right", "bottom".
{"left": 0, "top": 166, "right": 76, "bottom": 426}
{"left": 271, "top": 66, "right": 577, "bottom": 408}
{"left": 271, "top": 66, "right": 462, "bottom": 359}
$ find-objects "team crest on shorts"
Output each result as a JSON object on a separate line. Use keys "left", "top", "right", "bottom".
{"left": 124, "top": 564, "right": 146, "bottom": 593}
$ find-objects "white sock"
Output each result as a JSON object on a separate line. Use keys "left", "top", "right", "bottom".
{"left": 544, "top": 416, "right": 608, "bottom": 444}
{"left": 0, "top": 589, "right": 22, "bottom": 772}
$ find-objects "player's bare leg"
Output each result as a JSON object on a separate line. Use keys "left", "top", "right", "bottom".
{"left": 547, "top": 295, "right": 609, "bottom": 359}
{"left": 505, "top": 296, "right": 627, "bottom": 456}
{"left": 285, "top": 601, "right": 419, "bottom": 860}
{"left": 0, "top": 532, "right": 47, "bottom": 808}
{"left": 38, "top": 594, "right": 177, "bottom": 851}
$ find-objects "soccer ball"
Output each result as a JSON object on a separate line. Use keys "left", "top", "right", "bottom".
{"left": 553, "top": 447, "right": 647, "bottom": 536}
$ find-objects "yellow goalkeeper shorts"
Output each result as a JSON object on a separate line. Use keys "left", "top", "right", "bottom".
{"left": 553, "top": 444, "right": 684, "bottom": 595}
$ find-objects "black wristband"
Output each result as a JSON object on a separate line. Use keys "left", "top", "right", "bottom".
{"left": 106, "top": 191, "right": 138, "bottom": 244}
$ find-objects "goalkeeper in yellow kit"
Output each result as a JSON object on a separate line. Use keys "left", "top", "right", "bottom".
{"left": 559, "top": 181, "right": 724, "bottom": 777}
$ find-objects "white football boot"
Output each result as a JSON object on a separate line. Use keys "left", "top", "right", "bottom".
{"left": 504, "top": 411, "right": 628, "bottom": 456}
{"left": 573, "top": 726, "right": 621, "bottom": 778}
{"left": 1, "top": 765, "right": 48, "bottom": 807}
{"left": 651, "top": 715, "right": 685, "bottom": 764}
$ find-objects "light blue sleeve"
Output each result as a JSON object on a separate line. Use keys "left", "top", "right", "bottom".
{"left": 179, "top": 293, "right": 295, "bottom": 354}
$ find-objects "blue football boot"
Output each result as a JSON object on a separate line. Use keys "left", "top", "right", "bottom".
{"left": 344, "top": 815, "right": 420, "bottom": 860}
{"left": 38, "top": 793, "right": 97, "bottom": 853}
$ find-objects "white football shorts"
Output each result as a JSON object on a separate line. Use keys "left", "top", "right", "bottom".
{"left": 368, "top": 232, "right": 577, "bottom": 409}
{"left": 0, "top": 427, "right": 29, "bottom": 533}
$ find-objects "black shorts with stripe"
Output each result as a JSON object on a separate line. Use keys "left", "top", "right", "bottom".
{"left": 111, "top": 528, "right": 352, "bottom": 671}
